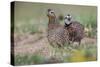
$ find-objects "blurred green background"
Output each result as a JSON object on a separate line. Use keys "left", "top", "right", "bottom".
{"left": 12, "top": 1, "right": 97, "bottom": 66}
{"left": 14, "top": 2, "right": 97, "bottom": 36}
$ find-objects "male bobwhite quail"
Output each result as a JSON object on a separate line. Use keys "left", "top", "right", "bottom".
{"left": 64, "top": 14, "right": 84, "bottom": 45}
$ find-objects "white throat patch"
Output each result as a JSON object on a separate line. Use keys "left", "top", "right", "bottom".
{"left": 64, "top": 19, "right": 71, "bottom": 25}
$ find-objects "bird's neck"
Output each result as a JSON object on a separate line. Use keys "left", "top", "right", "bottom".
{"left": 64, "top": 22, "right": 72, "bottom": 27}
{"left": 48, "top": 16, "right": 60, "bottom": 31}
{"left": 48, "top": 16, "right": 58, "bottom": 24}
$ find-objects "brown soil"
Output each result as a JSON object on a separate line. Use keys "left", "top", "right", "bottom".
{"left": 13, "top": 33, "right": 97, "bottom": 57}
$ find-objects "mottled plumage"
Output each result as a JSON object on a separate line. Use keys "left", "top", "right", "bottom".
{"left": 47, "top": 9, "right": 69, "bottom": 48}
{"left": 64, "top": 14, "right": 84, "bottom": 45}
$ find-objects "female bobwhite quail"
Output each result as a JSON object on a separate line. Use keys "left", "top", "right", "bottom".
{"left": 47, "top": 9, "right": 69, "bottom": 48}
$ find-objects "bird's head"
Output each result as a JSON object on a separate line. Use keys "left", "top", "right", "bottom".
{"left": 64, "top": 14, "right": 72, "bottom": 21}
{"left": 64, "top": 14, "right": 72, "bottom": 27}
{"left": 47, "top": 9, "right": 56, "bottom": 18}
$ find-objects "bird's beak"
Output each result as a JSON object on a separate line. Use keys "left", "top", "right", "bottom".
{"left": 68, "top": 18, "right": 71, "bottom": 21}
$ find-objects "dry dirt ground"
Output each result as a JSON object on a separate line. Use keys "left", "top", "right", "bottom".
{"left": 13, "top": 33, "right": 97, "bottom": 57}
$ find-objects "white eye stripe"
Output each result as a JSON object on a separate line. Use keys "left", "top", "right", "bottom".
{"left": 67, "top": 15, "right": 71, "bottom": 18}
{"left": 64, "top": 15, "right": 72, "bottom": 19}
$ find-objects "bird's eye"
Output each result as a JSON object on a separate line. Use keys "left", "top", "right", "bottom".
{"left": 65, "top": 17, "right": 67, "bottom": 19}
{"left": 51, "top": 12, "right": 54, "bottom": 13}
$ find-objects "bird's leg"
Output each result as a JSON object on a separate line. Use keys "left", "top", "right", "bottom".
{"left": 79, "top": 41, "right": 81, "bottom": 46}
{"left": 50, "top": 47, "right": 53, "bottom": 57}
{"left": 54, "top": 47, "right": 60, "bottom": 58}
{"left": 50, "top": 46, "right": 56, "bottom": 58}
{"left": 70, "top": 38, "right": 74, "bottom": 47}
{"left": 49, "top": 42, "right": 56, "bottom": 57}
{"left": 78, "top": 40, "right": 81, "bottom": 48}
